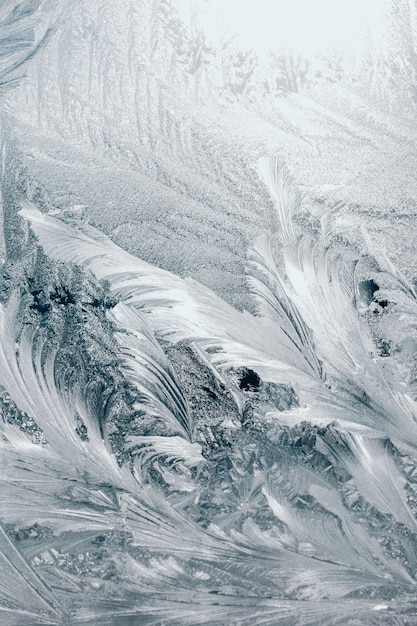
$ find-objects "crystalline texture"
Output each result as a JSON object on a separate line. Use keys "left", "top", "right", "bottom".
{"left": 1, "top": 1, "right": 417, "bottom": 625}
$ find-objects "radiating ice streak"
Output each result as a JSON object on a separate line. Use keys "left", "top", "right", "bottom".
{"left": 281, "top": 238, "right": 417, "bottom": 445}
{"left": 247, "top": 234, "right": 322, "bottom": 378}
{"left": 0, "top": 292, "right": 132, "bottom": 490}
{"left": 0, "top": 428, "right": 255, "bottom": 623}
{"left": 2, "top": 422, "right": 369, "bottom": 622}
{"left": 1, "top": 285, "right": 378, "bottom": 610}
{"left": 251, "top": 159, "right": 417, "bottom": 442}
{"left": 263, "top": 486, "right": 370, "bottom": 569}
{"left": 316, "top": 431, "right": 417, "bottom": 531}
{"left": 256, "top": 156, "right": 411, "bottom": 427}
{"left": 108, "top": 303, "right": 194, "bottom": 440}
{"left": 15, "top": 173, "right": 417, "bottom": 617}
{"left": 246, "top": 230, "right": 417, "bottom": 444}
{"left": 361, "top": 227, "right": 417, "bottom": 301}
{"left": 0, "top": 420, "right": 129, "bottom": 535}
{"left": 126, "top": 436, "right": 203, "bottom": 476}
{"left": 284, "top": 238, "right": 374, "bottom": 374}
{"left": 0, "top": 524, "right": 62, "bottom": 625}
{"left": 21, "top": 202, "right": 417, "bottom": 447}
{"left": 69, "top": 592, "right": 397, "bottom": 626}
{"left": 0, "top": 288, "right": 199, "bottom": 512}
{"left": 2, "top": 321, "right": 411, "bottom": 615}
{"left": 0, "top": 0, "right": 53, "bottom": 96}
{"left": 20, "top": 203, "right": 322, "bottom": 395}
{"left": 1, "top": 407, "right": 258, "bottom": 596}
{"left": 228, "top": 518, "right": 403, "bottom": 601}
{"left": 0, "top": 392, "right": 311, "bottom": 617}
{"left": 258, "top": 156, "right": 299, "bottom": 245}
{"left": 117, "top": 484, "right": 384, "bottom": 594}
{"left": 263, "top": 472, "right": 412, "bottom": 583}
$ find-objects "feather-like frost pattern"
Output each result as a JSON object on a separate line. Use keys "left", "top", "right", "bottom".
{"left": 0, "top": 0, "right": 53, "bottom": 96}
{"left": 247, "top": 234, "right": 322, "bottom": 378}
{"left": 108, "top": 303, "right": 194, "bottom": 440}
{"left": 1, "top": 63, "right": 417, "bottom": 623}
{"left": 248, "top": 158, "right": 417, "bottom": 448}
{"left": 0, "top": 524, "right": 62, "bottom": 625}
{"left": 316, "top": 432, "right": 417, "bottom": 531}
{"left": 258, "top": 156, "right": 299, "bottom": 245}
{"left": 0, "top": 293, "right": 132, "bottom": 489}
{"left": 20, "top": 203, "right": 321, "bottom": 397}
{"left": 13, "top": 157, "right": 417, "bottom": 624}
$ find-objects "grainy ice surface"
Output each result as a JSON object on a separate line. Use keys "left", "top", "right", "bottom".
{"left": 2, "top": 1, "right": 417, "bottom": 624}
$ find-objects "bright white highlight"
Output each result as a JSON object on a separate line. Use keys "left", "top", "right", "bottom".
{"left": 184, "top": 0, "right": 382, "bottom": 56}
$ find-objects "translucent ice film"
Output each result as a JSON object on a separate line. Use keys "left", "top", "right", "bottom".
{"left": 2, "top": 1, "right": 417, "bottom": 624}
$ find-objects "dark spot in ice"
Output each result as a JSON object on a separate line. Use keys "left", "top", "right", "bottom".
{"left": 377, "top": 299, "right": 389, "bottom": 309}
{"left": 378, "top": 340, "right": 391, "bottom": 357}
{"left": 358, "top": 279, "right": 379, "bottom": 305}
{"left": 14, "top": 530, "right": 27, "bottom": 541}
{"left": 92, "top": 535, "right": 106, "bottom": 545}
{"left": 89, "top": 296, "right": 117, "bottom": 310}
{"left": 29, "top": 289, "right": 52, "bottom": 314}
{"left": 202, "top": 385, "right": 217, "bottom": 399}
{"left": 239, "top": 368, "right": 260, "bottom": 391}
{"left": 50, "top": 285, "right": 76, "bottom": 306}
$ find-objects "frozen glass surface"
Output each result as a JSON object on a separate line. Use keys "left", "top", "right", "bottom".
{"left": 1, "top": 1, "right": 417, "bottom": 624}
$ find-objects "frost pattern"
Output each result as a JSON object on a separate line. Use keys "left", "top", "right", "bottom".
{"left": 1, "top": 1, "right": 417, "bottom": 625}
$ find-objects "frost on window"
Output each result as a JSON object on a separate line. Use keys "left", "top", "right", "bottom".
{"left": 1, "top": 1, "right": 417, "bottom": 624}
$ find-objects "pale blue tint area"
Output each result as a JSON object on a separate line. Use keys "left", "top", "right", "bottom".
{"left": 1, "top": 1, "right": 417, "bottom": 624}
